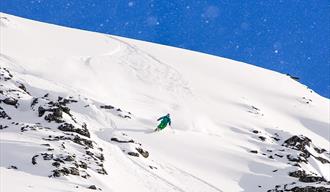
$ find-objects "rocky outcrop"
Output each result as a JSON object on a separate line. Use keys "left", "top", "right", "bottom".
{"left": 2, "top": 97, "right": 18, "bottom": 106}
{"left": 58, "top": 123, "right": 90, "bottom": 138}
{"left": 283, "top": 135, "right": 311, "bottom": 151}
{"left": 289, "top": 170, "right": 326, "bottom": 183}
{"left": 111, "top": 137, "right": 134, "bottom": 143}
{"left": 0, "top": 67, "right": 108, "bottom": 190}
{"left": 136, "top": 147, "right": 149, "bottom": 158}
{"left": 248, "top": 129, "right": 329, "bottom": 191}
{"left": 99, "top": 104, "right": 132, "bottom": 119}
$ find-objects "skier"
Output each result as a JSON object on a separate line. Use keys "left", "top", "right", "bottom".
{"left": 155, "top": 113, "right": 171, "bottom": 131}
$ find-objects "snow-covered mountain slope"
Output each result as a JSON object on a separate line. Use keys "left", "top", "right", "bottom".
{"left": 0, "top": 12, "right": 329, "bottom": 192}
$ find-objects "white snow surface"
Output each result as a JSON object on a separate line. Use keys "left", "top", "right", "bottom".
{"left": 0, "top": 13, "right": 329, "bottom": 192}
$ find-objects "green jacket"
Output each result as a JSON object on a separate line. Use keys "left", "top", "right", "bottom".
{"left": 157, "top": 115, "right": 171, "bottom": 129}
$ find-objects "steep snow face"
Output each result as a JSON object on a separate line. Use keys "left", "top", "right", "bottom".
{"left": 0, "top": 13, "right": 329, "bottom": 192}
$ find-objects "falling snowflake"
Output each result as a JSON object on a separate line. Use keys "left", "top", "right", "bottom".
{"left": 146, "top": 16, "right": 159, "bottom": 26}
{"left": 128, "top": 1, "right": 134, "bottom": 7}
{"left": 202, "top": 6, "right": 220, "bottom": 19}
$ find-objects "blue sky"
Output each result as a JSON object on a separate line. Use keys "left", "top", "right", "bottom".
{"left": 1, "top": 0, "right": 329, "bottom": 98}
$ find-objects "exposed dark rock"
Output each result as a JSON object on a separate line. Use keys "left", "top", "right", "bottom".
{"left": 44, "top": 110, "right": 64, "bottom": 123}
{"left": 287, "top": 154, "right": 306, "bottom": 163}
{"left": 96, "top": 167, "right": 107, "bottom": 175}
{"left": 20, "top": 124, "right": 34, "bottom": 132}
{"left": 0, "top": 68, "right": 13, "bottom": 81}
{"left": 252, "top": 130, "right": 259, "bottom": 134}
{"left": 286, "top": 74, "right": 300, "bottom": 81}
{"left": 299, "top": 151, "right": 310, "bottom": 159}
{"left": 300, "top": 97, "right": 313, "bottom": 104}
{"left": 299, "top": 176, "right": 326, "bottom": 183}
{"left": 128, "top": 152, "right": 139, "bottom": 157}
{"left": 258, "top": 136, "right": 266, "bottom": 141}
{"left": 38, "top": 103, "right": 74, "bottom": 123}
{"left": 81, "top": 123, "right": 90, "bottom": 138}
{"left": 64, "top": 155, "right": 75, "bottom": 162}
{"left": 95, "top": 153, "right": 104, "bottom": 161}
{"left": 9, "top": 165, "right": 17, "bottom": 169}
{"left": 53, "top": 108, "right": 63, "bottom": 118}
{"left": 58, "top": 123, "right": 74, "bottom": 131}
{"left": 52, "top": 161, "right": 61, "bottom": 168}
{"left": 0, "top": 125, "right": 8, "bottom": 129}
{"left": 271, "top": 136, "right": 280, "bottom": 141}
{"left": 289, "top": 170, "right": 326, "bottom": 183}
{"left": 41, "top": 153, "right": 53, "bottom": 160}
{"left": 0, "top": 110, "right": 11, "bottom": 119}
{"left": 32, "top": 155, "right": 38, "bottom": 165}
{"left": 52, "top": 167, "right": 75, "bottom": 177}
{"left": 53, "top": 158, "right": 65, "bottom": 164}
{"left": 69, "top": 167, "right": 80, "bottom": 176}
{"left": 283, "top": 135, "right": 311, "bottom": 151}
{"left": 250, "top": 150, "right": 258, "bottom": 154}
{"left": 100, "top": 105, "right": 114, "bottom": 109}
{"left": 252, "top": 106, "right": 259, "bottom": 110}
{"left": 59, "top": 105, "right": 71, "bottom": 114}
{"left": 315, "top": 156, "right": 330, "bottom": 164}
{"left": 86, "top": 151, "right": 94, "bottom": 156}
{"left": 79, "top": 161, "right": 87, "bottom": 169}
{"left": 73, "top": 135, "right": 93, "bottom": 148}
{"left": 58, "top": 123, "right": 90, "bottom": 138}
{"left": 18, "top": 83, "right": 29, "bottom": 94}
{"left": 289, "top": 186, "right": 330, "bottom": 192}
{"left": 38, "top": 106, "right": 46, "bottom": 117}
{"left": 292, "top": 163, "right": 301, "bottom": 167}
{"left": 58, "top": 97, "right": 77, "bottom": 106}
{"left": 314, "top": 147, "right": 327, "bottom": 154}
{"left": 52, "top": 170, "right": 61, "bottom": 177}
{"left": 88, "top": 185, "right": 97, "bottom": 190}
{"left": 289, "top": 170, "right": 306, "bottom": 178}
{"left": 111, "top": 137, "right": 134, "bottom": 143}
{"left": 149, "top": 165, "right": 157, "bottom": 170}
{"left": 59, "top": 167, "right": 70, "bottom": 176}
{"left": 136, "top": 147, "right": 149, "bottom": 158}
{"left": 3, "top": 97, "right": 17, "bottom": 106}
{"left": 274, "top": 154, "right": 283, "bottom": 158}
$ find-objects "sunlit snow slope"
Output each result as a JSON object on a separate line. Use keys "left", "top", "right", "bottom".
{"left": 0, "top": 13, "right": 329, "bottom": 192}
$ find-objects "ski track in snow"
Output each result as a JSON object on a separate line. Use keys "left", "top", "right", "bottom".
{"left": 106, "top": 35, "right": 192, "bottom": 96}
{"left": 167, "top": 164, "right": 223, "bottom": 192}
{"left": 127, "top": 157, "right": 187, "bottom": 192}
